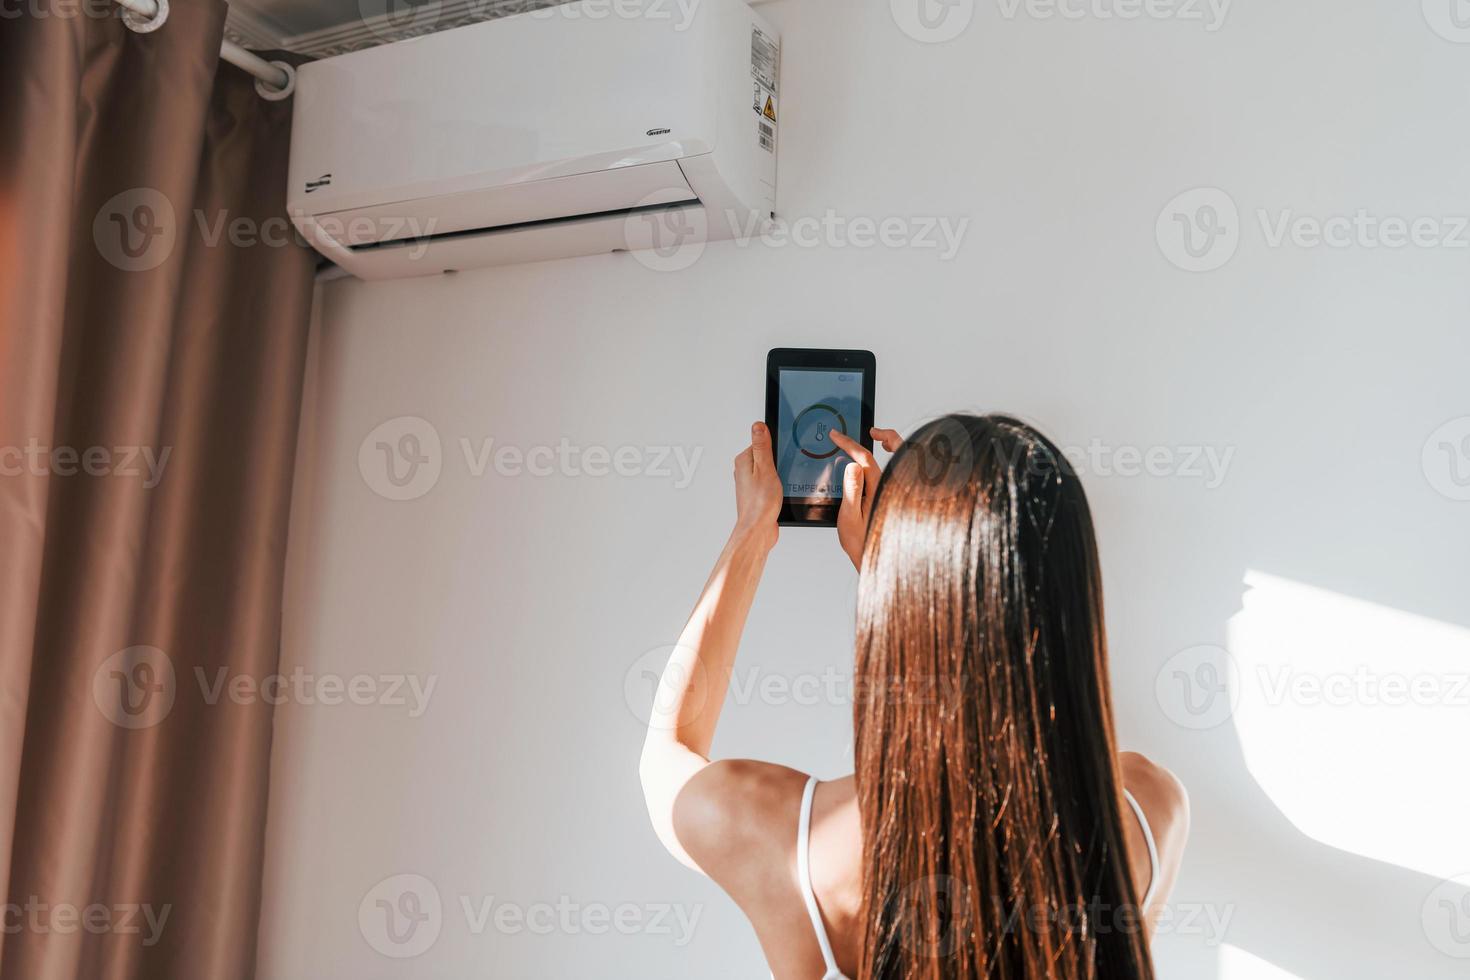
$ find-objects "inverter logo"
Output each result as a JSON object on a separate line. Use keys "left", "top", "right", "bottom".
{"left": 304, "top": 173, "right": 333, "bottom": 193}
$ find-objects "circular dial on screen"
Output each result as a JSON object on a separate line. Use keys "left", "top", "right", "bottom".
{"left": 792, "top": 403, "right": 849, "bottom": 460}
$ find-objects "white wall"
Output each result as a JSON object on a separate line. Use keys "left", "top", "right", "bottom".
{"left": 256, "top": 1, "right": 1470, "bottom": 977}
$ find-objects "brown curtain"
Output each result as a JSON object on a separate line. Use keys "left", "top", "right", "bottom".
{"left": 0, "top": 2, "right": 315, "bottom": 977}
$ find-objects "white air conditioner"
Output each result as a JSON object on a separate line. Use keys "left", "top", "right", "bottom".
{"left": 286, "top": 0, "right": 781, "bottom": 279}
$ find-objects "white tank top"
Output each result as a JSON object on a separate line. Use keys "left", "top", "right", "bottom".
{"left": 792, "top": 776, "right": 1160, "bottom": 980}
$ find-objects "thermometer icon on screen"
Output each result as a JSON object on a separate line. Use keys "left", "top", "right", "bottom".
{"left": 794, "top": 403, "right": 848, "bottom": 460}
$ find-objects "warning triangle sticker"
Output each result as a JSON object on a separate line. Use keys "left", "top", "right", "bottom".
{"left": 763, "top": 96, "right": 777, "bottom": 122}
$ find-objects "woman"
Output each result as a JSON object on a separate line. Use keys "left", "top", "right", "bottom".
{"left": 639, "top": 414, "right": 1188, "bottom": 980}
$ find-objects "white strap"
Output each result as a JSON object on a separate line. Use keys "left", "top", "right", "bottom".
{"left": 797, "top": 777, "right": 843, "bottom": 978}
{"left": 1122, "top": 788, "right": 1160, "bottom": 909}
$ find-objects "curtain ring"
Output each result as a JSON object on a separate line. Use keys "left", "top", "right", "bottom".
{"left": 120, "top": 0, "right": 168, "bottom": 34}
{"left": 256, "top": 62, "right": 297, "bottom": 101}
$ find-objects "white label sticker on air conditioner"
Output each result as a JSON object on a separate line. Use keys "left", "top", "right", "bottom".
{"left": 750, "top": 26, "right": 779, "bottom": 93}
{"left": 752, "top": 83, "right": 777, "bottom": 121}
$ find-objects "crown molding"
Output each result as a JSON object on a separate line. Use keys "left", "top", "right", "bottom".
{"left": 225, "top": 0, "right": 762, "bottom": 60}
{"left": 228, "top": 0, "right": 561, "bottom": 58}
{"left": 223, "top": 1, "right": 299, "bottom": 50}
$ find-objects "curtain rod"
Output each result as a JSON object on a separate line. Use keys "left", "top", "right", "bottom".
{"left": 113, "top": 0, "right": 297, "bottom": 98}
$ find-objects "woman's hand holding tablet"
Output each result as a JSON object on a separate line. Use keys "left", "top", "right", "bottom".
{"left": 829, "top": 426, "right": 904, "bottom": 570}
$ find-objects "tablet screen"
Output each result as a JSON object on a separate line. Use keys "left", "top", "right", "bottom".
{"left": 775, "top": 367, "right": 865, "bottom": 500}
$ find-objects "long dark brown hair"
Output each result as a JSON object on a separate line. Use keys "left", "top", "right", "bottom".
{"left": 854, "top": 414, "right": 1152, "bottom": 980}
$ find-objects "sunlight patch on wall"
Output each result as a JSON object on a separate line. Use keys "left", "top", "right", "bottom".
{"left": 1219, "top": 943, "right": 1305, "bottom": 980}
{"left": 1227, "top": 571, "right": 1469, "bottom": 882}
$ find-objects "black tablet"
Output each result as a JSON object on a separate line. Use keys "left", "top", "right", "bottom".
{"left": 765, "top": 348, "right": 877, "bottom": 527}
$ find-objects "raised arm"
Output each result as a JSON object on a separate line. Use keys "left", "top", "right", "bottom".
{"left": 638, "top": 422, "right": 782, "bottom": 871}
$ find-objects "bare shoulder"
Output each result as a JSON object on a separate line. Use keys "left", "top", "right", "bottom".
{"left": 1119, "top": 752, "right": 1190, "bottom": 869}
{"left": 1120, "top": 752, "right": 1188, "bottom": 823}
{"left": 671, "top": 760, "right": 809, "bottom": 898}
